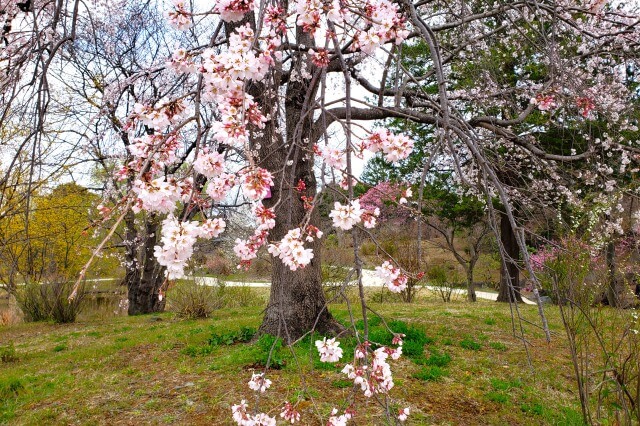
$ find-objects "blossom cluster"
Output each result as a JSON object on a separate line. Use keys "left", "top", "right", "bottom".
{"left": 267, "top": 226, "right": 322, "bottom": 271}
{"left": 132, "top": 177, "right": 188, "bottom": 214}
{"left": 327, "top": 408, "right": 354, "bottom": 426}
{"left": 315, "top": 337, "right": 343, "bottom": 362}
{"left": 361, "top": 129, "right": 414, "bottom": 163}
{"left": 352, "top": 0, "right": 410, "bottom": 53}
{"left": 165, "top": 0, "right": 192, "bottom": 30}
{"left": 154, "top": 215, "right": 226, "bottom": 279}
{"left": 315, "top": 144, "right": 346, "bottom": 171}
{"left": 314, "top": 335, "right": 410, "bottom": 423}
{"left": 375, "top": 261, "right": 408, "bottom": 293}
{"left": 231, "top": 399, "right": 276, "bottom": 426}
{"left": 233, "top": 373, "right": 302, "bottom": 425}
{"left": 329, "top": 200, "right": 363, "bottom": 230}
{"left": 341, "top": 345, "right": 400, "bottom": 397}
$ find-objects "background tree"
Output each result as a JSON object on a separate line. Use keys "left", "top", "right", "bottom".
{"left": 0, "top": 182, "right": 102, "bottom": 289}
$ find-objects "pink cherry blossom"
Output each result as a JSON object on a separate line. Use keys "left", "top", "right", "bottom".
{"left": 398, "top": 407, "right": 410, "bottom": 422}
{"left": 241, "top": 167, "right": 274, "bottom": 201}
{"left": 193, "top": 150, "right": 225, "bottom": 179}
{"left": 361, "top": 129, "right": 414, "bottom": 163}
{"left": 214, "top": 0, "right": 255, "bottom": 22}
{"left": 280, "top": 402, "right": 301, "bottom": 424}
{"left": 375, "top": 261, "right": 408, "bottom": 293}
{"left": 315, "top": 337, "right": 343, "bottom": 362}
{"left": 248, "top": 372, "right": 272, "bottom": 393}
{"left": 268, "top": 228, "right": 315, "bottom": 271}
{"left": 165, "top": 0, "right": 192, "bottom": 30}
{"left": 329, "top": 200, "right": 363, "bottom": 230}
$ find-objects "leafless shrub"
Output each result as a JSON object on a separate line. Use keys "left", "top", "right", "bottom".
{"left": 395, "top": 241, "right": 425, "bottom": 303}
{"left": 542, "top": 239, "right": 640, "bottom": 424}
{"left": 14, "top": 280, "right": 85, "bottom": 323}
{"left": 169, "top": 280, "right": 219, "bottom": 319}
{"left": 427, "top": 265, "right": 459, "bottom": 303}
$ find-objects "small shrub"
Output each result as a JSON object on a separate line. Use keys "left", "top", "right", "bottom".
{"left": 320, "top": 263, "right": 356, "bottom": 287}
{"left": 360, "top": 241, "right": 376, "bottom": 256}
{"left": 380, "top": 240, "right": 398, "bottom": 257}
{"left": 520, "top": 402, "right": 544, "bottom": 416}
{"left": 182, "top": 327, "right": 256, "bottom": 357}
{"left": 402, "top": 340, "right": 425, "bottom": 359}
{"left": 389, "top": 320, "right": 434, "bottom": 346}
{"left": 394, "top": 241, "right": 426, "bottom": 302}
{"left": 182, "top": 344, "right": 213, "bottom": 357}
{"left": 216, "top": 283, "right": 264, "bottom": 308}
{"left": 491, "top": 378, "right": 522, "bottom": 391}
{"left": 15, "top": 280, "right": 85, "bottom": 323}
{"left": 367, "top": 289, "right": 404, "bottom": 304}
{"left": 169, "top": 280, "right": 219, "bottom": 319}
{"left": 0, "top": 342, "right": 18, "bottom": 363}
{"left": 460, "top": 337, "right": 481, "bottom": 351}
{"left": 368, "top": 320, "right": 432, "bottom": 362}
{"left": 484, "top": 317, "right": 496, "bottom": 325}
{"left": 208, "top": 327, "right": 256, "bottom": 346}
{"left": 332, "top": 379, "right": 352, "bottom": 389}
{"left": 368, "top": 328, "right": 393, "bottom": 346}
{"left": 255, "top": 334, "right": 286, "bottom": 369}
{"left": 427, "top": 265, "right": 458, "bottom": 302}
{"left": 325, "top": 234, "right": 339, "bottom": 248}
{"left": 354, "top": 316, "right": 382, "bottom": 329}
{"left": 413, "top": 366, "right": 448, "bottom": 382}
{"left": 0, "top": 295, "right": 22, "bottom": 325}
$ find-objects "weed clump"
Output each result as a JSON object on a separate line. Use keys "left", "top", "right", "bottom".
{"left": 460, "top": 337, "right": 481, "bottom": 351}
{"left": 1, "top": 342, "right": 18, "bottom": 363}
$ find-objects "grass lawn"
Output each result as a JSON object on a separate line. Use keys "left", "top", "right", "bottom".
{"left": 0, "top": 294, "right": 584, "bottom": 425}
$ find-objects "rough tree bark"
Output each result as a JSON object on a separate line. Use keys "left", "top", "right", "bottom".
{"left": 466, "top": 268, "right": 476, "bottom": 302}
{"left": 254, "top": 27, "right": 343, "bottom": 340}
{"left": 497, "top": 212, "right": 523, "bottom": 303}
{"left": 124, "top": 211, "right": 166, "bottom": 315}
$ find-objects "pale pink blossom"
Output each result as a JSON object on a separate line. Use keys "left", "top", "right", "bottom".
{"left": 398, "top": 407, "right": 410, "bottom": 422}
{"left": 193, "top": 150, "right": 225, "bottom": 178}
{"left": 248, "top": 373, "right": 272, "bottom": 393}
{"left": 280, "top": 402, "right": 301, "bottom": 424}
{"left": 241, "top": 167, "right": 274, "bottom": 201}
{"left": 315, "top": 337, "right": 343, "bottom": 362}
{"left": 329, "top": 200, "right": 363, "bottom": 230}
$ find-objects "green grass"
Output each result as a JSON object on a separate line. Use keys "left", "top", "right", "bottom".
{"left": 460, "top": 337, "right": 482, "bottom": 351}
{"left": 413, "top": 365, "right": 448, "bottom": 382}
{"left": 0, "top": 297, "right": 588, "bottom": 425}
{"left": 489, "top": 341, "right": 508, "bottom": 351}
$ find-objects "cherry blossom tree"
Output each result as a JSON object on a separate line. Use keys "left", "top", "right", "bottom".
{"left": 3, "top": 0, "right": 640, "bottom": 422}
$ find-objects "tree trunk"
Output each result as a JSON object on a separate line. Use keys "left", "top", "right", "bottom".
{"left": 125, "top": 212, "right": 166, "bottom": 315}
{"left": 258, "top": 146, "right": 343, "bottom": 340}
{"left": 256, "top": 27, "right": 342, "bottom": 340}
{"left": 605, "top": 240, "right": 619, "bottom": 307}
{"left": 466, "top": 268, "right": 476, "bottom": 302}
{"left": 497, "top": 212, "right": 522, "bottom": 303}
